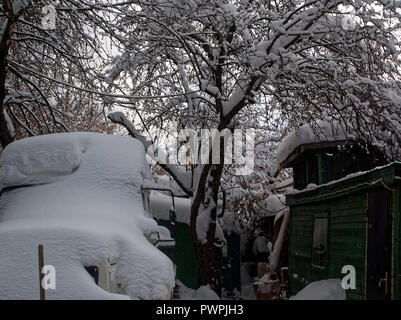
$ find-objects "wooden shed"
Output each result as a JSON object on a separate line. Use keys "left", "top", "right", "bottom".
{"left": 286, "top": 152, "right": 401, "bottom": 299}
{"left": 273, "top": 123, "right": 401, "bottom": 299}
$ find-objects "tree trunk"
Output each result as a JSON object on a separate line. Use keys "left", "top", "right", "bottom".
{"left": 190, "top": 162, "right": 224, "bottom": 296}
{"left": 0, "top": 112, "right": 13, "bottom": 148}
{"left": 0, "top": 1, "right": 21, "bottom": 148}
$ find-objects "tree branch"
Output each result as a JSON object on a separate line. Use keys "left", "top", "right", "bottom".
{"left": 108, "top": 111, "right": 193, "bottom": 196}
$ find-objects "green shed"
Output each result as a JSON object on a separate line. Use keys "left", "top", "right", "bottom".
{"left": 287, "top": 162, "right": 401, "bottom": 299}
{"left": 147, "top": 190, "right": 199, "bottom": 289}
{"left": 274, "top": 123, "right": 397, "bottom": 299}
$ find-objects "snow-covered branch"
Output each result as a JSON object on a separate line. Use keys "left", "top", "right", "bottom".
{"left": 107, "top": 111, "right": 193, "bottom": 196}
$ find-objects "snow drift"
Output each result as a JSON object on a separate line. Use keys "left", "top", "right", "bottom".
{"left": 0, "top": 132, "right": 175, "bottom": 300}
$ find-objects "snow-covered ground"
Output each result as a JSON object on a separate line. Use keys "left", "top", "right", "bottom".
{"left": 240, "top": 262, "right": 257, "bottom": 300}
{"left": 0, "top": 132, "right": 175, "bottom": 300}
{"left": 176, "top": 280, "right": 220, "bottom": 300}
{"left": 290, "top": 279, "right": 346, "bottom": 300}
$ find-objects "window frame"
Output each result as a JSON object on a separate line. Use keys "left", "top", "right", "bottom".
{"left": 311, "top": 214, "right": 330, "bottom": 270}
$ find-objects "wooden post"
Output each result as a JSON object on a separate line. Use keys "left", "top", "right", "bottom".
{"left": 38, "top": 244, "right": 45, "bottom": 300}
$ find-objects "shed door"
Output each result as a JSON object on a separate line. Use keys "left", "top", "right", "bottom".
{"left": 366, "top": 188, "right": 392, "bottom": 300}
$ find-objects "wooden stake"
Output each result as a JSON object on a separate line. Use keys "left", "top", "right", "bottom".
{"left": 38, "top": 244, "right": 45, "bottom": 300}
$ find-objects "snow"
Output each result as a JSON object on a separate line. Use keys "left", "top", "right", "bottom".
{"left": 192, "top": 285, "right": 220, "bottom": 300}
{"left": 272, "top": 120, "right": 355, "bottom": 174}
{"left": 196, "top": 206, "right": 225, "bottom": 245}
{"left": 269, "top": 211, "right": 289, "bottom": 273}
{"left": 290, "top": 279, "right": 346, "bottom": 300}
{"left": 177, "top": 280, "right": 220, "bottom": 300}
{"left": 221, "top": 211, "right": 242, "bottom": 234}
{"left": 0, "top": 133, "right": 83, "bottom": 189}
{"left": 149, "top": 182, "right": 227, "bottom": 244}
{"left": 240, "top": 262, "right": 257, "bottom": 300}
{"left": 264, "top": 194, "right": 287, "bottom": 217}
{"left": 0, "top": 132, "right": 175, "bottom": 300}
{"left": 149, "top": 191, "right": 191, "bottom": 224}
{"left": 3, "top": 109, "right": 15, "bottom": 139}
{"left": 255, "top": 274, "right": 279, "bottom": 295}
{"left": 108, "top": 111, "right": 192, "bottom": 193}
{"left": 288, "top": 162, "right": 401, "bottom": 196}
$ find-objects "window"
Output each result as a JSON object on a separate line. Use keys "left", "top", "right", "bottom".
{"left": 312, "top": 218, "right": 328, "bottom": 267}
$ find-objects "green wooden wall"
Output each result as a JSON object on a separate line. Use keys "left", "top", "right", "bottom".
{"left": 288, "top": 162, "right": 401, "bottom": 300}
{"left": 289, "top": 193, "right": 367, "bottom": 299}
{"left": 158, "top": 220, "right": 199, "bottom": 289}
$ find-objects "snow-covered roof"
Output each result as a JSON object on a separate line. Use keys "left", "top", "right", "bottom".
{"left": 149, "top": 189, "right": 227, "bottom": 244}
{"left": 0, "top": 132, "right": 175, "bottom": 299}
{"left": 271, "top": 120, "right": 355, "bottom": 174}
{"left": 287, "top": 161, "right": 401, "bottom": 196}
{"left": 149, "top": 191, "right": 191, "bottom": 225}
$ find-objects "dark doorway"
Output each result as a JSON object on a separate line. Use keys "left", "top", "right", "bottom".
{"left": 366, "top": 188, "right": 392, "bottom": 300}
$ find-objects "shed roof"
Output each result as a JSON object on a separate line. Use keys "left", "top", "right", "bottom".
{"left": 286, "top": 162, "right": 401, "bottom": 206}
{"left": 280, "top": 139, "right": 355, "bottom": 169}
{"left": 271, "top": 120, "right": 355, "bottom": 174}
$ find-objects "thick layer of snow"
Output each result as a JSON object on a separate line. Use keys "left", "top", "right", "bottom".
{"left": 290, "top": 279, "right": 346, "bottom": 300}
{"left": 0, "top": 132, "right": 175, "bottom": 300}
{"left": 272, "top": 120, "right": 354, "bottom": 173}
{"left": 0, "top": 133, "right": 83, "bottom": 189}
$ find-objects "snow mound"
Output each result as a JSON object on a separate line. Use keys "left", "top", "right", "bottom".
{"left": 192, "top": 285, "right": 220, "bottom": 300}
{"left": 290, "top": 279, "right": 346, "bottom": 300}
{"left": 272, "top": 120, "right": 354, "bottom": 174}
{"left": 0, "top": 132, "right": 175, "bottom": 300}
{"left": 177, "top": 281, "right": 220, "bottom": 300}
